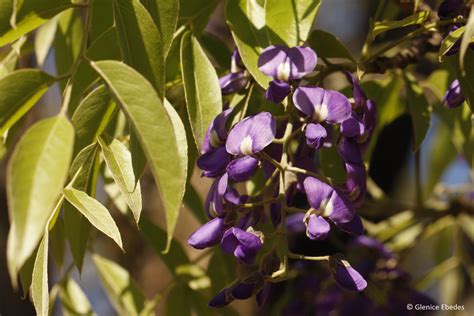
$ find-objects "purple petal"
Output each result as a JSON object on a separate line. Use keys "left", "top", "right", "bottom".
{"left": 197, "top": 147, "right": 231, "bottom": 178}
{"left": 340, "top": 116, "right": 364, "bottom": 138}
{"left": 258, "top": 45, "right": 290, "bottom": 79}
{"left": 344, "top": 71, "right": 367, "bottom": 110}
{"left": 204, "top": 174, "right": 228, "bottom": 217}
{"left": 202, "top": 108, "right": 233, "bottom": 154}
{"left": 293, "top": 87, "right": 351, "bottom": 123}
{"left": 219, "top": 72, "right": 249, "bottom": 95}
{"left": 330, "top": 255, "right": 368, "bottom": 292}
{"left": 231, "top": 282, "right": 255, "bottom": 299}
{"left": 306, "top": 215, "right": 330, "bottom": 240}
{"left": 443, "top": 79, "right": 465, "bottom": 109}
{"left": 345, "top": 162, "right": 367, "bottom": 207}
{"left": 227, "top": 156, "right": 259, "bottom": 182}
{"left": 287, "top": 46, "right": 318, "bottom": 80}
{"left": 208, "top": 288, "right": 232, "bottom": 308}
{"left": 338, "top": 137, "right": 362, "bottom": 165}
{"left": 188, "top": 217, "right": 229, "bottom": 249}
{"left": 224, "top": 186, "right": 248, "bottom": 205}
{"left": 226, "top": 112, "right": 276, "bottom": 155}
{"left": 335, "top": 214, "right": 364, "bottom": 236}
{"left": 231, "top": 48, "right": 245, "bottom": 72}
{"left": 265, "top": 80, "right": 291, "bottom": 103}
{"left": 305, "top": 123, "right": 328, "bottom": 149}
{"left": 221, "top": 227, "right": 263, "bottom": 264}
{"left": 285, "top": 213, "right": 306, "bottom": 234}
{"left": 303, "top": 176, "right": 334, "bottom": 210}
{"left": 327, "top": 188, "right": 356, "bottom": 225}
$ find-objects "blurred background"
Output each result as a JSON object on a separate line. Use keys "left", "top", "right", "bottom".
{"left": 1, "top": 0, "right": 473, "bottom": 315}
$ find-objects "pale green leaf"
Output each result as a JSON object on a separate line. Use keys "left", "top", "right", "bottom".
{"left": 6, "top": 116, "right": 73, "bottom": 283}
{"left": 98, "top": 135, "right": 142, "bottom": 224}
{"left": 63, "top": 187, "right": 123, "bottom": 250}
{"left": 54, "top": 8, "right": 83, "bottom": 77}
{"left": 114, "top": 0, "right": 165, "bottom": 97}
{"left": 71, "top": 85, "right": 116, "bottom": 155}
{"left": 308, "top": 29, "right": 355, "bottom": 62}
{"left": 439, "top": 26, "right": 465, "bottom": 61}
{"left": 404, "top": 72, "right": 431, "bottom": 151}
{"left": 0, "top": 0, "right": 72, "bottom": 46}
{"left": 372, "top": 11, "right": 430, "bottom": 38}
{"left": 226, "top": 0, "right": 270, "bottom": 88}
{"left": 0, "top": 69, "right": 55, "bottom": 134}
{"left": 92, "top": 60, "right": 187, "bottom": 252}
{"left": 31, "top": 230, "right": 49, "bottom": 316}
{"left": 93, "top": 254, "right": 146, "bottom": 315}
{"left": 141, "top": 0, "right": 179, "bottom": 57}
{"left": 265, "top": 0, "right": 321, "bottom": 46}
{"left": 60, "top": 278, "right": 95, "bottom": 316}
{"left": 34, "top": 16, "right": 58, "bottom": 67}
{"left": 180, "top": 31, "right": 222, "bottom": 149}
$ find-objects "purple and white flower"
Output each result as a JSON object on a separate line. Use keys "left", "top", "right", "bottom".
{"left": 219, "top": 49, "right": 250, "bottom": 95}
{"left": 258, "top": 45, "right": 317, "bottom": 103}
{"left": 329, "top": 254, "right": 367, "bottom": 292}
{"left": 221, "top": 227, "right": 264, "bottom": 264}
{"left": 443, "top": 79, "right": 465, "bottom": 109}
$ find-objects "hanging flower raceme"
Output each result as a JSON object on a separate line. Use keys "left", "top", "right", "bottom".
{"left": 219, "top": 49, "right": 250, "bottom": 95}
{"left": 293, "top": 86, "right": 352, "bottom": 149}
{"left": 258, "top": 45, "right": 317, "bottom": 103}
{"left": 443, "top": 79, "right": 465, "bottom": 108}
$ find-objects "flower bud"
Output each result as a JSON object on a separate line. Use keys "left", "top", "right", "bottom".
{"left": 443, "top": 79, "right": 465, "bottom": 109}
{"left": 329, "top": 254, "right": 367, "bottom": 292}
{"left": 188, "top": 217, "right": 229, "bottom": 249}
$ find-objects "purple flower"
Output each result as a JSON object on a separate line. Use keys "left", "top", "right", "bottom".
{"left": 329, "top": 254, "right": 367, "bottom": 292}
{"left": 197, "top": 147, "right": 231, "bottom": 178}
{"left": 345, "top": 162, "right": 367, "bottom": 208}
{"left": 337, "top": 137, "right": 362, "bottom": 165}
{"left": 226, "top": 156, "right": 259, "bottom": 182}
{"left": 303, "top": 176, "right": 358, "bottom": 232}
{"left": 305, "top": 123, "right": 328, "bottom": 149}
{"left": 208, "top": 288, "right": 232, "bottom": 308}
{"left": 204, "top": 174, "right": 228, "bottom": 217}
{"left": 226, "top": 112, "right": 276, "bottom": 156}
{"left": 293, "top": 87, "right": 352, "bottom": 124}
{"left": 304, "top": 213, "right": 330, "bottom": 240}
{"left": 219, "top": 49, "right": 249, "bottom": 95}
{"left": 221, "top": 227, "right": 263, "bottom": 264}
{"left": 344, "top": 71, "right": 367, "bottom": 110}
{"left": 201, "top": 108, "right": 232, "bottom": 154}
{"left": 258, "top": 45, "right": 317, "bottom": 103}
{"left": 443, "top": 79, "right": 465, "bottom": 108}
{"left": 188, "top": 217, "right": 229, "bottom": 249}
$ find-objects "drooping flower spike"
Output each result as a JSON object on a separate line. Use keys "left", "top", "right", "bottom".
{"left": 258, "top": 45, "right": 317, "bottom": 103}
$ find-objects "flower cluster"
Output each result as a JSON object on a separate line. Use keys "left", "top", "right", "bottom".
{"left": 188, "top": 44, "right": 378, "bottom": 308}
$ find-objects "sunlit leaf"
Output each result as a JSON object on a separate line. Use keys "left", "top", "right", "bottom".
{"left": 31, "top": 230, "right": 49, "bottom": 316}
{"left": 180, "top": 31, "right": 222, "bottom": 149}
{"left": 54, "top": 8, "right": 83, "bottom": 79}
{"left": 265, "top": 0, "right": 321, "bottom": 46}
{"left": 63, "top": 187, "right": 124, "bottom": 250}
{"left": 372, "top": 11, "right": 430, "bottom": 38}
{"left": 6, "top": 116, "right": 73, "bottom": 283}
{"left": 460, "top": 4, "right": 474, "bottom": 71}
{"left": 34, "top": 17, "right": 58, "bottom": 67}
{"left": 60, "top": 278, "right": 95, "bottom": 316}
{"left": 93, "top": 254, "right": 147, "bottom": 315}
{"left": 0, "top": 69, "right": 55, "bottom": 134}
{"left": 92, "top": 60, "right": 187, "bottom": 251}
{"left": 226, "top": 0, "right": 270, "bottom": 88}
{"left": 98, "top": 134, "right": 142, "bottom": 224}
{"left": 114, "top": 0, "right": 165, "bottom": 97}
{"left": 439, "top": 26, "right": 465, "bottom": 61}
{"left": 0, "top": 0, "right": 72, "bottom": 46}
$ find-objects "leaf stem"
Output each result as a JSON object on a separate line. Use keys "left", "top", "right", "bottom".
{"left": 288, "top": 253, "right": 329, "bottom": 261}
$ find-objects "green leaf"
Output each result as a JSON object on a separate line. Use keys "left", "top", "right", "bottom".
{"left": 129, "top": 129, "right": 147, "bottom": 184}
{"left": 63, "top": 187, "right": 124, "bottom": 250}
{"left": 308, "top": 29, "right": 355, "bottom": 62}
{"left": 0, "top": 0, "right": 72, "bottom": 46}
{"left": 98, "top": 135, "right": 142, "bottom": 224}
{"left": 265, "top": 0, "right": 321, "bottom": 46}
{"left": 0, "top": 69, "right": 55, "bottom": 134}
{"left": 92, "top": 60, "right": 188, "bottom": 252}
{"left": 6, "top": 116, "right": 73, "bottom": 282}
{"left": 92, "top": 254, "right": 146, "bottom": 315}
{"left": 404, "top": 72, "right": 431, "bottom": 151}
{"left": 69, "top": 27, "right": 121, "bottom": 113}
{"left": 372, "top": 11, "right": 430, "bottom": 38}
{"left": 31, "top": 230, "right": 49, "bottom": 316}
{"left": 180, "top": 31, "right": 222, "bottom": 149}
{"left": 90, "top": 0, "right": 114, "bottom": 42}
{"left": 226, "top": 0, "right": 270, "bottom": 88}
{"left": 34, "top": 16, "right": 58, "bottom": 67}
{"left": 183, "top": 184, "right": 206, "bottom": 224}
{"left": 60, "top": 278, "right": 95, "bottom": 316}
{"left": 166, "top": 284, "right": 192, "bottom": 316}
{"left": 141, "top": 0, "right": 179, "bottom": 57}
{"left": 71, "top": 85, "right": 116, "bottom": 155}
{"left": 200, "top": 32, "right": 232, "bottom": 70}
{"left": 460, "top": 4, "right": 474, "bottom": 71}
{"left": 439, "top": 26, "right": 465, "bottom": 61}
{"left": 54, "top": 8, "right": 84, "bottom": 78}
{"left": 50, "top": 217, "right": 65, "bottom": 269}
{"left": 114, "top": 0, "right": 165, "bottom": 97}
{"left": 139, "top": 218, "right": 189, "bottom": 275}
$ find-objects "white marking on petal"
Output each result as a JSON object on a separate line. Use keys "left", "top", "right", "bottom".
{"left": 247, "top": 226, "right": 265, "bottom": 243}
{"left": 209, "top": 129, "right": 222, "bottom": 148}
{"left": 240, "top": 136, "right": 253, "bottom": 155}
{"left": 209, "top": 201, "right": 218, "bottom": 218}
{"left": 320, "top": 198, "right": 333, "bottom": 217}
{"left": 231, "top": 58, "right": 240, "bottom": 73}
{"left": 277, "top": 60, "right": 291, "bottom": 81}
{"left": 313, "top": 102, "right": 329, "bottom": 122}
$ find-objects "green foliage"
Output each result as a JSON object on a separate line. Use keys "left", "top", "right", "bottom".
{"left": 308, "top": 29, "right": 355, "bottom": 62}
{"left": 372, "top": 11, "right": 430, "bottom": 38}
